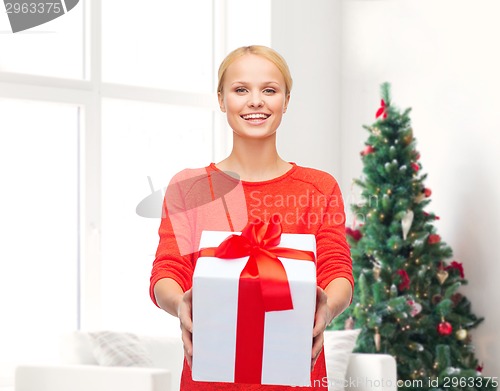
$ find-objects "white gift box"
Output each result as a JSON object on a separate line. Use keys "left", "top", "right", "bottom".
{"left": 192, "top": 230, "right": 317, "bottom": 386}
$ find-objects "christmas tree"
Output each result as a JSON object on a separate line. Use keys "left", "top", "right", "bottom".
{"left": 332, "top": 83, "right": 497, "bottom": 391}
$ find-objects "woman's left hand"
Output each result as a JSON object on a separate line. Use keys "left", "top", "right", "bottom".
{"left": 311, "top": 285, "right": 332, "bottom": 370}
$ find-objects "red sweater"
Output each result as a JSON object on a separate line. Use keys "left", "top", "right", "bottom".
{"left": 150, "top": 163, "right": 354, "bottom": 391}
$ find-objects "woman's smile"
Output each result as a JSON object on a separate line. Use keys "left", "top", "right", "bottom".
{"left": 218, "top": 54, "right": 290, "bottom": 140}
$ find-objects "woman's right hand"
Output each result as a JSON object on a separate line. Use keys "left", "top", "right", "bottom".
{"left": 177, "top": 288, "right": 193, "bottom": 368}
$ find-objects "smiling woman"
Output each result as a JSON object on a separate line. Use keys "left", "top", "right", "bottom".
{"left": 150, "top": 46, "right": 354, "bottom": 390}
{"left": 217, "top": 51, "right": 290, "bottom": 144}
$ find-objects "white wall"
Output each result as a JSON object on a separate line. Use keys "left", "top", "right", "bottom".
{"left": 273, "top": 0, "right": 500, "bottom": 379}
{"left": 272, "top": 0, "right": 342, "bottom": 177}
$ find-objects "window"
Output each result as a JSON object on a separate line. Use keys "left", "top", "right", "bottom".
{"left": 0, "top": 99, "right": 80, "bottom": 386}
{"left": 100, "top": 99, "right": 214, "bottom": 334}
{"left": 102, "top": 0, "right": 214, "bottom": 92}
{"left": 0, "top": 0, "right": 270, "bottom": 388}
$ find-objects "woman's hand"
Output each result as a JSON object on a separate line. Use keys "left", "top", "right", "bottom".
{"left": 311, "top": 278, "right": 353, "bottom": 370}
{"left": 177, "top": 288, "right": 193, "bottom": 368}
{"left": 311, "top": 286, "right": 332, "bottom": 370}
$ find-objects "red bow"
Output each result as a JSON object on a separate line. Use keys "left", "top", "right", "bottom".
{"left": 446, "top": 261, "right": 465, "bottom": 279}
{"left": 198, "top": 216, "right": 315, "bottom": 383}
{"left": 376, "top": 99, "right": 388, "bottom": 119}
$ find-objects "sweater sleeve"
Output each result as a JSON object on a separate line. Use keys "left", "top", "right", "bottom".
{"left": 149, "top": 172, "right": 195, "bottom": 307}
{"left": 315, "top": 182, "right": 354, "bottom": 293}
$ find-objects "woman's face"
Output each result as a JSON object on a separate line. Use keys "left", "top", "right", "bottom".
{"left": 218, "top": 54, "right": 290, "bottom": 140}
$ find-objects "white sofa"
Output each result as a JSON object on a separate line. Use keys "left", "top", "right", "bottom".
{"left": 15, "top": 331, "right": 397, "bottom": 391}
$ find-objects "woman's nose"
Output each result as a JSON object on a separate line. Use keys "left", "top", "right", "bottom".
{"left": 248, "top": 93, "right": 264, "bottom": 107}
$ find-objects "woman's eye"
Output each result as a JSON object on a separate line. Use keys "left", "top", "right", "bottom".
{"left": 235, "top": 87, "right": 247, "bottom": 93}
{"left": 263, "top": 88, "right": 276, "bottom": 94}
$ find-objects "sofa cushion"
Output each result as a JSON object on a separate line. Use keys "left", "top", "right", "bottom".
{"left": 88, "top": 331, "right": 154, "bottom": 367}
{"left": 323, "top": 329, "right": 361, "bottom": 391}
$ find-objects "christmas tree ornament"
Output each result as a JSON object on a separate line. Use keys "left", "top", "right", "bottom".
{"left": 344, "top": 316, "right": 355, "bottom": 330}
{"left": 411, "top": 162, "right": 420, "bottom": 172}
{"left": 428, "top": 234, "right": 441, "bottom": 245}
{"left": 436, "top": 269, "right": 449, "bottom": 285}
{"left": 476, "top": 364, "right": 484, "bottom": 373}
{"left": 360, "top": 145, "right": 375, "bottom": 156}
{"left": 376, "top": 99, "right": 388, "bottom": 119}
{"left": 345, "top": 227, "right": 362, "bottom": 241}
{"left": 423, "top": 211, "right": 440, "bottom": 220}
{"left": 390, "top": 284, "right": 398, "bottom": 298}
{"left": 389, "top": 145, "right": 396, "bottom": 157}
{"left": 414, "top": 192, "right": 425, "bottom": 203}
{"left": 372, "top": 127, "right": 381, "bottom": 136}
{"left": 401, "top": 209, "right": 414, "bottom": 240}
{"left": 445, "top": 261, "right": 465, "bottom": 279}
{"left": 437, "top": 319, "right": 453, "bottom": 336}
{"left": 373, "top": 265, "right": 381, "bottom": 280}
{"left": 395, "top": 269, "right": 410, "bottom": 291}
{"left": 403, "top": 129, "right": 413, "bottom": 145}
{"left": 455, "top": 328, "right": 467, "bottom": 341}
{"left": 424, "top": 188, "right": 432, "bottom": 197}
{"left": 407, "top": 299, "right": 422, "bottom": 317}
{"left": 374, "top": 327, "right": 381, "bottom": 351}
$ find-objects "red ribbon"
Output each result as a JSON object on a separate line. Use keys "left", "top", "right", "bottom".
{"left": 376, "top": 99, "right": 388, "bottom": 119}
{"left": 198, "top": 216, "right": 315, "bottom": 384}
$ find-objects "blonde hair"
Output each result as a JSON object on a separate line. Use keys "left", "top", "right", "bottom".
{"left": 217, "top": 45, "right": 293, "bottom": 96}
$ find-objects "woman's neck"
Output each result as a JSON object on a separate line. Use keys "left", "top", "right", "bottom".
{"left": 216, "top": 134, "right": 292, "bottom": 182}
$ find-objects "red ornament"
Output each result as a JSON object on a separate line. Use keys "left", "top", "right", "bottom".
{"left": 423, "top": 211, "right": 440, "bottom": 220}
{"left": 376, "top": 99, "right": 388, "bottom": 119}
{"left": 437, "top": 320, "right": 453, "bottom": 336}
{"left": 424, "top": 188, "right": 432, "bottom": 197}
{"left": 361, "top": 145, "right": 375, "bottom": 156}
{"left": 428, "top": 234, "right": 441, "bottom": 245}
{"left": 395, "top": 269, "right": 410, "bottom": 291}
{"left": 446, "top": 261, "right": 465, "bottom": 279}
{"left": 411, "top": 162, "right": 420, "bottom": 172}
{"left": 476, "top": 364, "right": 484, "bottom": 373}
{"left": 346, "top": 227, "right": 362, "bottom": 241}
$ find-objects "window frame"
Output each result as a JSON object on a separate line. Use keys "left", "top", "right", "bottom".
{"left": 0, "top": 0, "right": 229, "bottom": 331}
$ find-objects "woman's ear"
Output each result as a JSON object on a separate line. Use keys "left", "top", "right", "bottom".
{"left": 218, "top": 92, "right": 226, "bottom": 113}
{"left": 283, "top": 94, "right": 291, "bottom": 113}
